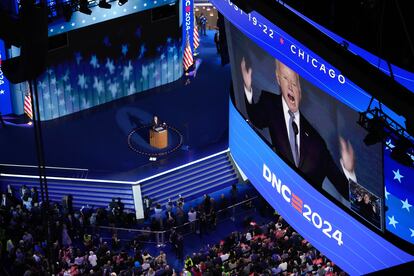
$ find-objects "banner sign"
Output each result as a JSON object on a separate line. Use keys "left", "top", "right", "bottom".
{"left": 0, "top": 39, "right": 12, "bottom": 115}
{"left": 229, "top": 102, "right": 414, "bottom": 275}
{"left": 182, "top": 0, "right": 194, "bottom": 52}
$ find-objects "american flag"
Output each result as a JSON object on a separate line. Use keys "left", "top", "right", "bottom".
{"left": 183, "top": 39, "right": 193, "bottom": 71}
{"left": 24, "top": 90, "right": 33, "bottom": 120}
{"left": 193, "top": 24, "right": 200, "bottom": 50}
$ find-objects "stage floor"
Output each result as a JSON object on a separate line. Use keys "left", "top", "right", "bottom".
{"left": 0, "top": 31, "right": 230, "bottom": 181}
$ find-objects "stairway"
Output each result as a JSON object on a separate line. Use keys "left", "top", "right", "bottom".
{"left": 2, "top": 176, "right": 135, "bottom": 211}
{"left": 139, "top": 151, "right": 240, "bottom": 206}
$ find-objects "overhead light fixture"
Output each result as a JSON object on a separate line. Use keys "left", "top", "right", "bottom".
{"left": 363, "top": 117, "right": 386, "bottom": 146}
{"left": 98, "top": 0, "right": 111, "bottom": 9}
{"left": 79, "top": 0, "right": 92, "bottom": 15}
{"left": 358, "top": 102, "right": 413, "bottom": 167}
{"left": 118, "top": 0, "right": 128, "bottom": 6}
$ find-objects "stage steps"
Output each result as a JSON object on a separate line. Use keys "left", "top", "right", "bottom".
{"left": 1, "top": 176, "right": 135, "bottom": 211}
{"left": 0, "top": 150, "right": 241, "bottom": 213}
{"left": 139, "top": 151, "right": 241, "bottom": 207}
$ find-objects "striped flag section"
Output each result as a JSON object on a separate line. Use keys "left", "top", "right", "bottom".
{"left": 183, "top": 40, "right": 194, "bottom": 71}
{"left": 193, "top": 24, "right": 200, "bottom": 50}
{"left": 24, "top": 91, "right": 33, "bottom": 120}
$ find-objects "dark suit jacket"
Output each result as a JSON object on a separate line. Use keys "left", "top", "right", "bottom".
{"left": 245, "top": 90, "right": 349, "bottom": 200}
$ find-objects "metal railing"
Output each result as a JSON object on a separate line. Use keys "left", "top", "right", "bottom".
{"left": 94, "top": 196, "right": 258, "bottom": 247}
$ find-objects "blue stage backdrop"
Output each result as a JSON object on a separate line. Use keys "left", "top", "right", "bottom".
{"left": 33, "top": 6, "right": 182, "bottom": 121}
{"left": 0, "top": 39, "right": 12, "bottom": 115}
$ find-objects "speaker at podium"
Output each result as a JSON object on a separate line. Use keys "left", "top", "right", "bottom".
{"left": 150, "top": 115, "right": 168, "bottom": 149}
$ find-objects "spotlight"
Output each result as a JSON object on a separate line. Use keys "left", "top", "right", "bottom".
{"left": 98, "top": 0, "right": 111, "bottom": 9}
{"left": 118, "top": 0, "right": 128, "bottom": 6}
{"left": 79, "top": 0, "right": 92, "bottom": 15}
{"left": 363, "top": 117, "right": 386, "bottom": 146}
{"left": 390, "top": 137, "right": 413, "bottom": 167}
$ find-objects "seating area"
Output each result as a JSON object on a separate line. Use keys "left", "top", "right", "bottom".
{"left": 181, "top": 215, "right": 346, "bottom": 275}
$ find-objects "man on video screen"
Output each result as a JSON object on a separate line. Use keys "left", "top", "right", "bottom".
{"left": 241, "top": 57, "right": 357, "bottom": 200}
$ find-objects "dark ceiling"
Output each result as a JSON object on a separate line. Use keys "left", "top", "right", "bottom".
{"left": 281, "top": 0, "right": 414, "bottom": 72}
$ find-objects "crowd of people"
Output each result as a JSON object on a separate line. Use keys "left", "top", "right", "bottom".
{"left": 180, "top": 213, "right": 346, "bottom": 276}
{"left": 0, "top": 184, "right": 175, "bottom": 275}
{"left": 1, "top": 182, "right": 346, "bottom": 275}
{"left": 145, "top": 184, "right": 243, "bottom": 234}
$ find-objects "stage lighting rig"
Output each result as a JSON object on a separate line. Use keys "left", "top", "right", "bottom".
{"left": 118, "top": 0, "right": 128, "bottom": 6}
{"left": 98, "top": 0, "right": 112, "bottom": 9}
{"left": 358, "top": 99, "right": 413, "bottom": 167}
{"left": 79, "top": 0, "right": 92, "bottom": 15}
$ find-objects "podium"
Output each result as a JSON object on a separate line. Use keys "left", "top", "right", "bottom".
{"left": 150, "top": 128, "right": 168, "bottom": 149}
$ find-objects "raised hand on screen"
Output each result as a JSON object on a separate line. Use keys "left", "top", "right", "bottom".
{"left": 339, "top": 136, "right": 355, "bottom": 173}
{"left": 241, "top": 57, "right": 252, "bottom": 92}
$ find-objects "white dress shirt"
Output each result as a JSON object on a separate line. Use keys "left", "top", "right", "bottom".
{"left": 244, "top": 86, "right": 357, "bottom": 185}
{"left": 281, "top": 96, "right": 301, "bottom": 157}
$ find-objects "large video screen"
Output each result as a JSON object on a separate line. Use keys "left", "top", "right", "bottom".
{"left": 210, "top": 0, "right": 414, "bottom": 273}
{"left": 227, "top": 22, "right": 384, "bottom": 230}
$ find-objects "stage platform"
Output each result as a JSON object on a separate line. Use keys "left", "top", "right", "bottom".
{"left": 0, "top": 31, "right": 229, "bottom": 182}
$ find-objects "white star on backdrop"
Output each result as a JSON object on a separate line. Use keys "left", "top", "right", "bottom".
{"left": 105, "top": 58, "right": 115, "bottom": 74}
{"left": 81, "top": 97, "right": 90, "bottom": 109}
{"left": 127, "top": 83, "right": 135, "bottom": 95}
{"left": 122, "top": 44, "right": 128, "bottom": 56}
{"left": 410, "top": 228, "right": 414, "bottom": 237}
{"left": 0, "top": 90, "right": 4, "bottom": 95}
{"left": 93, "top": 77, "right": 104, "bottom": 95}
{"left": 77, "top": 74, "right": 88, "bottom": 89}
{"left": 43, "top": 93, "right": 50, "bottom": 100}
{"left": 393, "top": 169, "right": 404, "bottom": 183}
{"left": 62, "top": 70, "right": 70, "bottom": 82}
{"left": 385, "top": 139, "right": 395, "bottom": 151}
{"left": 90, "top": 55, "right": 100, "bottom": 69}
{"left": 38, "top": 81, "right": 47, "bottom": 90}
{"left": 109, "top": 82, "right": 119, "bottom": 99}
{"left": 65, "top": 84, "right": 72, "bottom": 93}
{"left": 401, "top": 199, "right": 412, "bottom": 212}
{"left": 142, "top": 65, "right": 148, "bottom": 78}
{"left": 50, "top": 78, "right": 57, "bottom": 86}
{"left": 388, "top": 215, "right": 398, "bottom": 228}
{"left": 123, "top": 61, "right": 133, "bottom": 81}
